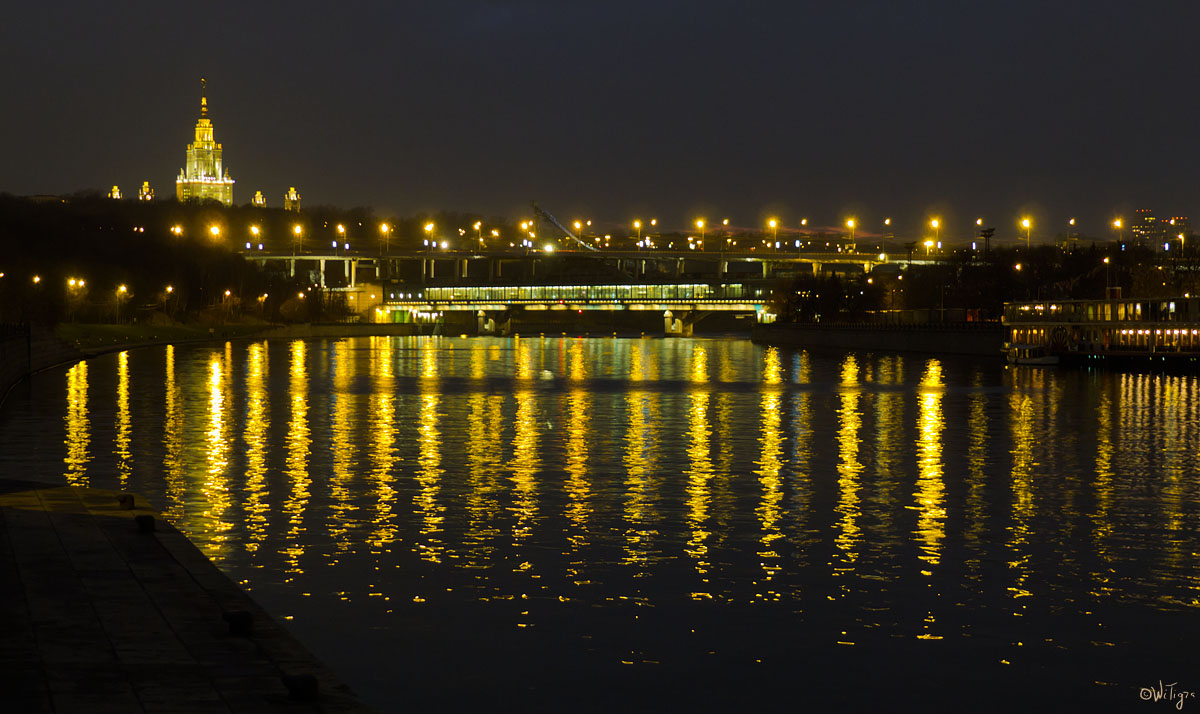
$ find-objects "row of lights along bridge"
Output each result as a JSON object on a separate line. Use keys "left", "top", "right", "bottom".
{"left": 164, "top": 215, "right": 1189, "bottom": 256}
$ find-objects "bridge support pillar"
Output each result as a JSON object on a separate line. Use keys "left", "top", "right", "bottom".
{"left": 289, "top": 259, "right": 295, "bottom": 278}
{"left": 459, "top": 259, "right": 469, "bottom": 279}
{"left": 663, "top": 310, "right": 692, "bottom": 337}
{"left": 318, "top": 259, "right": 326, "bottom": 288}
{"left": 350, "top": 259, "right": 357, "bottom": 288}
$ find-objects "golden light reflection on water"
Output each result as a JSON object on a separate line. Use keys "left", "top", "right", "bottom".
{"left": 762, "top": 347, "right": 782, "bottom": 385}
{"left": 622, "top": 390, "right": 660, "bottom": 570}
{"left": 465, "top": 389, "right": 504, "bottom": 567}
{"left": 568, "top": 339, "right": 587, "bottom": 381}
{"left": 964, "top": 371, "right": 989, "bottom": 580}
{"left": 869, "top": 357, "right": 903, "bottom": 547}
{"left": 755, "top": 390, "right": 783, "bottom": 586}
{"left": 283, "top": 341, "right": 311, "bottom": 572}
{"left": 63, "top": 361, "right": 90, "bottom": 486}
{"left": 834, "top": 355, "right": 863, "bottom": 574}
{"left": 690, "top": 343, "right": 708, "bottom": 383}
{"left": 1090, "top": 383, "right": 1115, "bottom": 596}
{"left": 328, "top": 341, "right": 356, "bottom": 550}
{"left": 161, "top": 345, "right": 185, "bottom": 520}
{"left": 564, "top": 388, "right": 592, "bottom": 552}
{"left": 510, "top": 388, "right": 539, "bottom": 552}
{"left": 202, "top": 354, "right": 232, "bottom": 560}
{"left": 415, "top": 391, "right": 446, "bottom": 564}
{"left": 685, "top": 391, "right": 714, "bottom": 578}
{"left": 114, "top": 351, "right": 132, "bottom": 489}
{"left": 368, "top": 337, "right": 399, "bottom": 548}
{"left": 914, "top": 360, "right": 946, "bottom": 568}
{"left": 243, "top": 342, "right": 270, "bottom": 548}
{"left": 1007, "top": 384, "right": 1037, "bottom": 605}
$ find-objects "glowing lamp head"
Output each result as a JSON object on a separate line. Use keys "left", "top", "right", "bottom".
{"left": 846, "top": 219, "right": 855, "bottom": 229}
{"left": 209, "top": 225, "right": 220, "bottom": 236}
{"left": 768, "top": 219, "right": 777, "bottom": 228}
{"left": 424, "top": 223, "right": 434, "bottom": 233}
{"left": 931, "top": 218, "right": 939, "bottom": 229}
{"left": 337, "top": 224, "right": 345, "bottom": 235}
{"left": 1021, "top": 218, "right": 1031, "bottom": 229}
{"left": 250, "top": 225, "right": 260, "bottom": 236}
{"left": 293, "top": 225, "right": 302, "bottom": 235}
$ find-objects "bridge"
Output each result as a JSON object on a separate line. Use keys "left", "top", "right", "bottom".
{"left": 244, "top": 247, "right": 922, "bottom": 335}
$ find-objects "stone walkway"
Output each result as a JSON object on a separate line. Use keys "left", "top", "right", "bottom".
{"left": 0, "top": 479, "right": 371, "bottom": 713}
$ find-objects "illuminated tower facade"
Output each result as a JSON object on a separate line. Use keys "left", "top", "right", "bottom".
{"left": 176, "top": 78, "right": 235, "bottom": 205}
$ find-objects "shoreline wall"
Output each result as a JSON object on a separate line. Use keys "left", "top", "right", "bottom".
{"left": 752, "top": 322, "right": 1007, "bottom": 358}
{"left": 1, "top": 324, "right": 85, "bottom": 408}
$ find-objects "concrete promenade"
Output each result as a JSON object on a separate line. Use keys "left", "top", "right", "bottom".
{"left": 0, "top": 478, "right": 371, "bottom": 713}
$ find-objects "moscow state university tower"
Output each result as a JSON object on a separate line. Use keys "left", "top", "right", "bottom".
{"left": 176, "top": 79, "right": 235, "bottom": 205}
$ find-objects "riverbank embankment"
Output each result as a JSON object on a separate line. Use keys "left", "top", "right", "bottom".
{"left": 0, "top": 478, "right": 370, "bottom": 711}
{"left": 752, "top": 321, "right": 1006, "bottom": 357}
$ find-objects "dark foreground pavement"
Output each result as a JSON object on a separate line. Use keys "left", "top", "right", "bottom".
{"left": 0, "top": 479, "right": 371, "bottom": 713}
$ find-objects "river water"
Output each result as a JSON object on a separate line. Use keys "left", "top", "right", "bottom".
{"left": 2, "top": 336, "right": 1199, "bottom": 711}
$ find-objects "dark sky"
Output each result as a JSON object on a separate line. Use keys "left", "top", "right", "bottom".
{"left": 2, "top": 1, "right": 1198, "bottom": 243}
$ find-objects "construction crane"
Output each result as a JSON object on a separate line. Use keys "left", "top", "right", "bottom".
{"left": 531, "top": 201, "right": 597, "bottom": 251}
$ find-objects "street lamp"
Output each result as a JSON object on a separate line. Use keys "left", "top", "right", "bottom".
{"left": 931, "top": 218, "right": 940, "bottom": 245}
{"left": 768, "top": 218, "right": 778, "bottom": 244}
{"left": 633, "top": 220, "right": 642, "bottom": 242}
{"left": 1021, "top": 218, "right": 1031, "bottom": 249}
{"left": 1112, "top": 218, "right": 1123, "bottom": 244}
{"left": 696, "top": 219, "right": 705, "bottom": 243}
{"left": 846, "top": 218, "right": 856, "bottom": 248}
{"left": 924, "top": 239, "right": 935, "bottom": 257}
{"left": 1103, "top": 256, "right": 1111, "bottom": 292}
{"left": 380, "top": 223, "right": 390, "bottom": 254}
{"left": 424, "top": 222, "right": 435, "bottom": 252}
{"left": 293, "top": 224, "right": 303, "bottom": 254}
{"left": 209, "top": 225, "right": 220, "bottom": 238}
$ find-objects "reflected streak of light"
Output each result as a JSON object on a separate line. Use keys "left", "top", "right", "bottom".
{"left": 328, "top": 340, "right": 355, "bottom": 550}
{"left": 914, "top": 360, "right": 946, "bottom": 568}
{"left": 415, "top": 391, "right": 446, "bottom": 563}
{"left": 870, "top": 356, "right": 903, "bottom": 545}
{"left": 369, "top": 336, "right": 399, "bottom": 548}
{"left": 568, "top": 340, "right": 586, "bottom": 381}
{"left": 834, "top": 355, "right": 863, "bottom": 571}
{"left": 964, "top": 371, "right": 989, "bottom": 577}
{"left": 63, "top": 361, "right": 90, "bottom": 486}
{"left": 763, "top": 346, "right": 782, "bottom": 385}
{"left": 114, "top": 351, "right": 132, "bottom": 489}
{"left": 1090, "top": 385, "right": 1115, "bottom": 596}
{"left": 510, "top": 388, "right": 539, "bottom": 549}
{"left": 202, "top": 355, "right": 233, "bottom": 560}
{"left": 684, "top": 392, "right": 714, "bottom": 576}
{"left": 283, "top": 341, "right": 311, "bottom": 572}
{"left": 1007, "top": 388, "right": 1037, "bottom": 603}
{"left": 564, "top": 388, "right": 592, "bottom": 552}
{"left": 243, "top": 342, "right": 270, "bottom": 547}
{"left": 162, "top": 345, "right": 185, "bottom": 520}
{"left": 756, "top": 391, "right": 783, "bottom": 584}
{"left": 464, "top": 391, "right": 504, "bottom": 567}
{"left": 690, "top": 343, "right": 708, "bottom": 383}
{"left": 622, "top": 391, "right": 660, "bottom": 569}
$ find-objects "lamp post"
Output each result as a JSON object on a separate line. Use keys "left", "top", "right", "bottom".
{"left": 1112, "top": 218, "right": 1123, "bottom": 245}
{"left": 768, "top": 218, "right": 778, "bottom": 247}
{"left": 846, "top": 218, "right": 856, "bottom": 250}
{"left": 424, "top": 222, "right": 435, "bottom": 253}
{"left": 1103, "top": 256, "right": 1111, "bottom": 293}
{"left": 293, "top": 224, "right": 303, "bottom": 255}
{"left": 336, "top": 224, "right": 345, "bottom": 256}
{"left": 931, "top": 218, "right": 940, "bottom": 245}
{"left": 1021, "top": 218, "right": 1031, "bottom": 250}
{"left": 696, "top": 219, "right": 706, "bottom": 244}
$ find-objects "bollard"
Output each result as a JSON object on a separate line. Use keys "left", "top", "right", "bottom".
{"left": 222, "top": 610, "right": 253, "bottom": 636}
{"left": 134, "top": 514, "right": 155, "bottom": 533}
{"left": 281, "top": 674, "right": 319, "bottom": 701}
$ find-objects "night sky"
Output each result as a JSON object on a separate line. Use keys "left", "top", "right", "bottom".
{"left": 2, "top": 1, "right": 1198, "bottom": 243}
